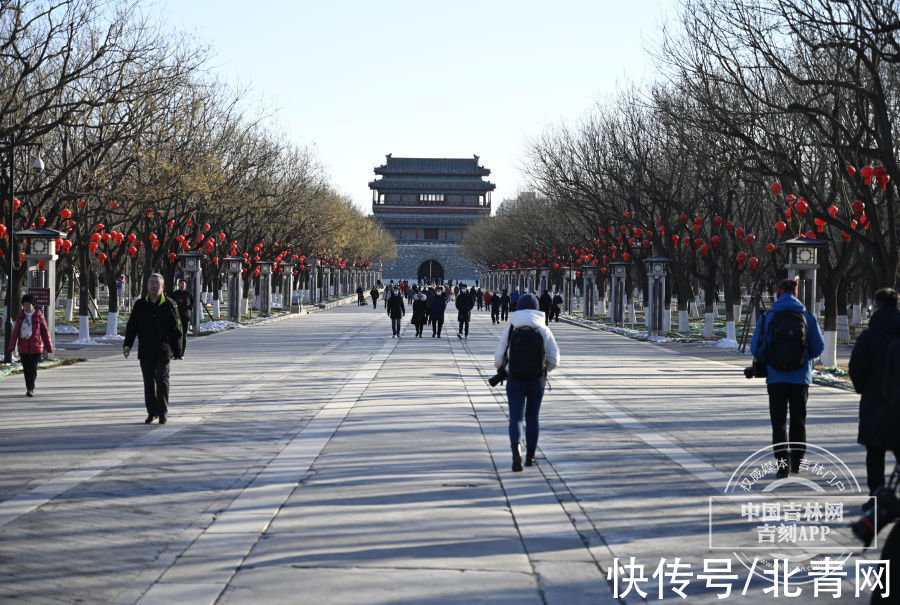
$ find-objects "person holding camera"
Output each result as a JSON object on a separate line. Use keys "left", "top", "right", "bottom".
{"left": 750, "top": 279, "right": 824, "bottom": 479}
{"left": 7, "top": 293, "right": 54, "bottom": 397}
{"left": 492, "top": 293, "right": 560, "bottom": 472}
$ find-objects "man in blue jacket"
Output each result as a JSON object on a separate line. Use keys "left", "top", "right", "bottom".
{"left": 751, "top": 279, "right": 825, "bottom": 478}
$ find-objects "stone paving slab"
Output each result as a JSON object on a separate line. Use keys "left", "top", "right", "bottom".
{"left": 0, "top": 304, "right": 885, "bottom": 604}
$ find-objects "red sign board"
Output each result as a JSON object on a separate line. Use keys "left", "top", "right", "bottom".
{"left": 27, "top": 287, "right": 50, "bottom": 306}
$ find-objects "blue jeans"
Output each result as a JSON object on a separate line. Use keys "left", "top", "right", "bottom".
{"left": 506, "top": 376, "right": 545, "bottom": 449}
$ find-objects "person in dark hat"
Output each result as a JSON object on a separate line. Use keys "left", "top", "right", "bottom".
{"left": 493, "top": 293, "right": 560, "bottom": 471}
{"left": 750, "top": 278, "right": 825, "bottom": 478}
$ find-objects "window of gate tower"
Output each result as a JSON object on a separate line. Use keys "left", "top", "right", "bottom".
{"left": 424, "top": 228, "right": 438, "bottom": 240}
{"left": 418, "top": 194, "right": 444, "bottom": 205}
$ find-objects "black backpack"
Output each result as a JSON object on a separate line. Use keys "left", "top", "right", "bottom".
{"left": 767, "top": 310, "right": 808, "bottom": 371}
{"left": 507, "top": 326, "right": 545, "bottom": 379}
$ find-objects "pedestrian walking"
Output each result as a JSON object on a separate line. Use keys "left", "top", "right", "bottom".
{"left": 430, "top": 289, "right": 447, "bottom": 337}
{"left": 750, "top": 279, "right": 825, "bottom": 478}
{"left": 171, "top": 279, "right": 192, "bottom": 358}
{"left": 849, "top": 288, "right": 900, "bottom": 496}
{"left": 456, "top": 283, "right": 475, "bottom": 339}
{"left": 411, "top": 292, "right": 428, "bottom": 337}
{"left": 552, "top": 291, "right": 563, "bottom": 322}
{"left": 475, "top": 287, "right": 484, "bottom": 311}
{"left": 500, "top": 289, "right": 511, "bottom": 322}
{"left": 493, "top": 293, "right": 560, "bottom": 471}
{"left": 124, "top": 273, "right": 183, "bottom": 425}
{"left": 490, "top": 291, "right": 501, "bottom": 324}
{"left": 484, "top": 290, "right": 492, "bottom": 312}
{"left": 386, "top": 287, "right": 405, "bottom": 337}
{"left": 539, "top": 289, "right": 553, "bottom": 325}
{"left": 510, "top": 289, "right": 520, "bottom": 312}
{"left": 356, "top": 285, "right": 365, "bottom": 306}
{"left": 7, "top": 294, "right": 53, "bottom": 397}
{"left": 370, "top": 285, "right": 379, "bottom": 309}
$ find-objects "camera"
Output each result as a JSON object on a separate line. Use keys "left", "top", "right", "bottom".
{"left": 851, "top": 467, "right": 900, "bottom": 547}
{"left": 488, "top": 368, "right": 508, "bottom": 387}
{"left": 744, "top": 359, "right": 767, "bottom": 379}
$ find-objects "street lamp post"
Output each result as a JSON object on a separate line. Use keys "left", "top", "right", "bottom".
{"left": 4, "top": 137, "right": 44, "bottom": 364}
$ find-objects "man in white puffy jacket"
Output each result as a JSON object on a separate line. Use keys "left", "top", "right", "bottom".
{"left": 493, "top": 293, "right": 560, "bottom": 471}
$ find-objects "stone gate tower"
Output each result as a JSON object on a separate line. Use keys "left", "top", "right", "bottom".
{"left": 369, "top": 154, "right": 494, "bottom": 283}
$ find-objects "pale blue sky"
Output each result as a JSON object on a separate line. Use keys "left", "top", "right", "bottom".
{"left": 155, "top": 0, "right": 676, "bottom": 213}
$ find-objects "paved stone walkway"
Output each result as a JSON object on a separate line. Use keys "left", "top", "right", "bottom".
{"left": 0, "top": 304, "right": 884, "bottom": 604}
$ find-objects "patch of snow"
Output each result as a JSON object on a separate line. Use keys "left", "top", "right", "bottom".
{"left": 647, "top": 335, "right": 674, "bottom": 343}
{"left": 96, "top": 334, "right": 125, "bottom": 342}
{"left": 199, "top": 320, "right": 242, "bottom": 332}
{"left": 55, "top": 324, "right": 79, "bottom": 334}
{"left": 712, "top": 338, "right": 740, "bottom": 349}
{"left": 69, "top": 337, "right": 107, "bottom": 345}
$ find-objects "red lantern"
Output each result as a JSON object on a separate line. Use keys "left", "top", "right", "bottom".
{"left": 213, "top": 257, "right": 219, "bottom": 265}
{"left": 110, "top": 201, "right": 118, "bottom": 209}
{"left": 827, "top": 205, "right": 838, "bottom": 218}
{"left": 851, "top": 200, "right": 865, "bottom": 216}
{"left": 128, "top": 246, "right": 138, "bottom": 257}
{"left": 203, "top": 223, "right": 211, "bottom": 231}
{"left": 101, "top": 233, "right": 111, "bottom": 244}
{"left": 726, "top": 221, "right": 734, "bottom": 232}
{"left": 671, "top": 234, "right": 679, "bottom": 245}
{"left": 694, "top": 237, "right": 703, "bottom": 248}
{"left": 813, "top": 218, "right": 827, "bottom": 232}
{"left": 861, "top": 166, "right": 873, "bottom": 185}
{"left": 176, "top": 235, "right": 185, "bottom": 244}
{"left": 13, "top": 199, "right": 20, "bottom": 213}
{"left": 786, "top": 194, "right": 796, "bottom": 205}
{"left": 145, "top": 208, "right": 153, "bottom": 218}
{"left": 749, "top": 257, "right": 759, "bottom": 269}
{"left": 90, "top": 233, "right": 102, "bottom": 243}
{"left": 219, "top": 233, "right": 225, "bottom": 241}
{"left": 714, "top": 215, "right": 723, "bottom": 227}
{"left": 679, "top": 214, "right": 687, "bottom": 224}
{"left": 771, "top": 182, "right": 782, "bottom": 196}
{"left": 168, "top": 252, "right": 176, "bottom": 263}
{"left": 744, "top": 235, "right": 755, "bottom": 246}
{"left": 851, "top": 219, "right": 858, "bottom": 229}
{"left": 711, "top": 235, "right": 720, "bottom": 247}
{"left": 804, "top": 231, "right": 816, "bottom": 239}
{"left": 682, "top": 236, "right": 690, "bottom": 247}
{"left": 841, "top": 231, "right": 851, "bottom": 243}
{"left": 167, "top": 219, "right": 175, "bottom": 229}
{"left": 60, "top": 208, "right": 72, "bottom": 219}
{"left": 694, "top": 217, "right": 703, "bottom": 225}
{"left": 98, "top": 252, "right": 107, "bottom": 264}
{"left": 879, "top": 174, "right": 891, "bottom": 190}
{"left": 95, "top": 223, "right": 105, "bottom": 231}
{"left": 846, "top": 165, "right": 856, "bottom": 176}
{"left": 701, "top": 243, "right": 710, "bottom": 255}
{"left": 765, "top": 243, "right": 776, "bottom": 252}
{"left": 622, "top": 253, "right": 629, "bottom": 261}
{"left": 37, "top": 217, "right": 46, "bottom": 227}
{"left": 794, "top": 199, "right": 809, "bottom": 217}
{"left": 78, "top": 200, "right": 85, "bottom": 209}
{"left": 735, "top": 227, "right": 745, "bottom": 238}
{"left": 785, "top": 207, "right": 792, "bottom": 220}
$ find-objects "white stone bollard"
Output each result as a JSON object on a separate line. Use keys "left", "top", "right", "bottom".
{"left": 663, "top": 308, "right": 672, "bottom": 332}
{"left": 689, "top": 300, "right": 699, "bottom": 317}
{"left": 64, "top": 298, "right": 74, "bottom": 321}
{"left": 726, "top": 321, "right": 737, "bottom": 342}
{"left": 628, "top": 302, "right": 636, "bottom": 325}
{"left": 213, "top": 298, "right": 221, "bottom": 318}
{"left": 733, "top": 304, "right": 742, "bottom": 326}
{"left": 678, "top": 309, "right": 690, "bottom": 333}
{"left": 105, "top": 311, "right": 119, "bottom": 338}
{"left": 851, "top": 304, "right": 861, "bottom": 326}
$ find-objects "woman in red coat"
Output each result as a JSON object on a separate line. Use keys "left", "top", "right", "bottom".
{"left": 8, "top": 294, "right": 53, "bottom": 397}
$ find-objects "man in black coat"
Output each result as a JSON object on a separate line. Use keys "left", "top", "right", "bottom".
{"left": 386, "top": 287, "right": 405, "bottom": 337}
{"left": 539, "top": 289, "right": 553, "bottom": 325}
{"left": 430, "top": 290, "right": 447, "bottom": 337}
{"left": 455, "top": 284, "right": 475, "bottom": 339}
{"left": 551, "top": 291, "right": 563, "bottom": 322}
{"left": 850, "top": 288, "right": 900, "bottom": 495}
{"left": 170, "top": 279, "right": 192, "bottom": 356}
{"left": 499, "top": 289, "right": 511, "bottom": 322}
{"left": 124, "top": 274, "right": 183, "bottom": 425}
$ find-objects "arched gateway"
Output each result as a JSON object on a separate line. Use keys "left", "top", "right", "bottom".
{"left": 370, "top": 155, "right": 495, "bottom": 282}
{"left": 417, "top": 260, "right": 444, "bottom": 283}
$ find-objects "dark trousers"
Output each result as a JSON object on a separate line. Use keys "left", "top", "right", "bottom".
{"left": 507, "top": 376, "right": 546, "bottom": 450}
{"left": 501, "top": 308, "right": 509, "bottom": 321}
{"left": 414, "top": 322, "right": 424, "bottom": 337}
{"left": 20, "top": 353, "right": 40, "bottom": 391}
{"left": 767, "top": 383, "right": 808, "bottom": 464}
{"left": 552, "top": 307, "right": 560, "bottom": 322}
{"left": 476, "top": 300, "right": 483, "bottom": 310}
{"left": 491, "top": 308, "right": 499, "bottom": 323}
{"left": 459, "top": 320, "right": 469, "bottom": 336}
{"left": 140, "top": 356, "right": 170, "bottom": 416}
{"left": 372, "top": 298, "right": 377, "bottom": 308}
{"left": 865, "top": 447, "right": 900, "bottom": 494}
{"left": 179, "top": 314, "right": 189, "bottom": 356}
{"left": 391, "top": 317, "right": 401, "bottom": 335}
{"left": 432, "top": 319, "right": 443, "bottom": 336}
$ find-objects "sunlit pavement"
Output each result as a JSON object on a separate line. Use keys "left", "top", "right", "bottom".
{"left": 0, "top": 303, "right": 878, "bottom": 604}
